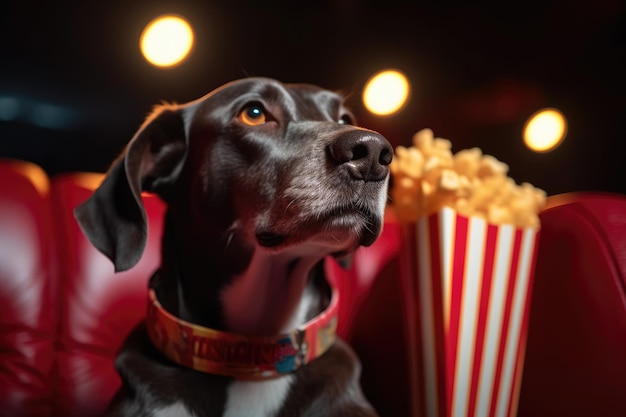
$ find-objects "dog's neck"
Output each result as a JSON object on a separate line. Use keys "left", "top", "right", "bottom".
{"left": 154, "top": 212, "right": 329, "bottom": 337}
{"left": 221, "top": 248, "right": 325, "bottom": 335}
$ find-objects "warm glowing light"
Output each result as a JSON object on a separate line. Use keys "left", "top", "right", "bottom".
{"left": 523, "top": 108, "right": 567, "bottom": 152}
{"left": 140, "top": 15, "right": 194, "bottom": 68}
{"left": 363, "top": 70, "right": 410, "bottom": 116}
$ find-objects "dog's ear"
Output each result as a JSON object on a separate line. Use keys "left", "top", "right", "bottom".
{"left": 74, "top": 106, "right": 187, "bottom": 272}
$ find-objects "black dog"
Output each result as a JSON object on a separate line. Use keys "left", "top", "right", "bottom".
{"left": 75, "top": 77, "right": 392, "bottom": 416}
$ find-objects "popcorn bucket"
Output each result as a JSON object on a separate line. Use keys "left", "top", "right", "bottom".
{"left": 399, "top": 207, "right": 540, "bottom": 417}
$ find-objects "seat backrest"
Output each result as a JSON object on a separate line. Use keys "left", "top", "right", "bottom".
{"left": 49, "top": 173, "right": 165, "bottom": 417}
{"left": 0, "top": 160, "right": 55, "bottom": 417}
{"left": 518, "top": 192, "right": 626, "bottom": 417}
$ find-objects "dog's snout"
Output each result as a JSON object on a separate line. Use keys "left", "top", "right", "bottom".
{"left": 329, "top": 130, "right": 393, "bottom": 181}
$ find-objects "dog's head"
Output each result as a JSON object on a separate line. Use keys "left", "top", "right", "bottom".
{"left": 75, "top": 78, "right": 393, "bottom": 272}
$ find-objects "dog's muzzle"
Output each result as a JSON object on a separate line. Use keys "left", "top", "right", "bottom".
{"left": 254, "top": 127, "right": 392, "bottom": 252}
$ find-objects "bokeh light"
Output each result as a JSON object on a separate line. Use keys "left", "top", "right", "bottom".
{"left": 523, "top": 108, "right": 567, "bottom": 153}
{"left": 140, "top": 15, "right": 194, "bottom": 68}
{"left": 363, "top": 69, "right": 410, "bottom": 116}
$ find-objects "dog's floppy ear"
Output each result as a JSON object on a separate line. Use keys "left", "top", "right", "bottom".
{"left": 74, "top": 106, "right": 187, "bottom": 272}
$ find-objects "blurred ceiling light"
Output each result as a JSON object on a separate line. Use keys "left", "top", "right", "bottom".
{"left": 0, "top": 97, "right": 20, "bottom": 121}
{"left": 31, "top": 103, "right": 77, "bottom": 130}
{"left": 363, "top": 69, "right": 410, "bottom": 116}
{"left": 523, "top": 108, "right": 567, "bottom": 152}
{"left": 0, "top": 95, "right": 77, "bottom": 130}
{"left": 140, "top": 15, "right": 194, "bottom": 68}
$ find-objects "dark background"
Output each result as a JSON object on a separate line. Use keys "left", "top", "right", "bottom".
{"left": 1, "top": 0, "right": 624, "bottom": 197}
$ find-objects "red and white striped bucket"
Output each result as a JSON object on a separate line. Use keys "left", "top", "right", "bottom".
{"left": 399, "top": 207, "right": 540, "bottom": 417}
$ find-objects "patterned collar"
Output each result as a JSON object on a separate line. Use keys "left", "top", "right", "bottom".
{"left": 146, "top": 286, "right": 339, "bottom": 379}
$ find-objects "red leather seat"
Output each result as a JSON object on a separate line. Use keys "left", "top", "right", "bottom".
{"left": 518, "top": 193, "right": 626, "bottom": 417}
{"left": 0, "top": 160, "right": 54, "bottom": 417}
{"left": 1, "top": 158, "right": 626, "bottom": 417}
{"left": 49, "top": 173, "right": 165, "bottom": 417}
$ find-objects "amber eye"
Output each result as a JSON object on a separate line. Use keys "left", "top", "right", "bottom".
{"left": 238, "top": 105, "right": 267, "bottom": 126}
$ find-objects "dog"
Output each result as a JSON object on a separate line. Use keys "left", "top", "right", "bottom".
{"left": 74, "top": 77, "right": 393, "bottom": 417}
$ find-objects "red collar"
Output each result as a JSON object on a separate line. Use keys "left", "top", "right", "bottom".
{"left": 146, "top": 287, "right": 339, "bottom": 380}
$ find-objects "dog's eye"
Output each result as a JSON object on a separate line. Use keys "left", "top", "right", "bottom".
{"left": 338, "top": 114, "right": 353, "bottom": 125}
{"left": 238, "top": 105, "right": 267, "bottom": 126}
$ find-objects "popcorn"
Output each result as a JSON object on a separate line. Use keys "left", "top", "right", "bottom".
{"left": 390, "top": 128, "right": 546, "bottom": 228}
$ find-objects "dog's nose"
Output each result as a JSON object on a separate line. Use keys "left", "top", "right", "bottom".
{"left": 329, "top": 130, "right": 393, "bottom": 181}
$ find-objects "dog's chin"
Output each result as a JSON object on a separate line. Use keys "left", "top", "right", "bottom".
{"left": 255, "top": 207, "right": 383, "bottom": 255}
{"left": 322, "top": 210, "right": 382, "bottom": 247}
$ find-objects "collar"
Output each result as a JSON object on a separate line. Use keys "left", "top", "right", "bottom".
{"left": 145, "top": 286, "right": 339, "bottom": 380}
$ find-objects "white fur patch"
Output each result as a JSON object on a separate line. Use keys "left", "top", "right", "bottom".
{"left": 223, "top": 376, "right": 294, "bottom": 417}
{"left": 153, "top": 402, "right": 196, "bottom": 417}
{"left": 283, "top": 281, "right": 315, "bottom": 331}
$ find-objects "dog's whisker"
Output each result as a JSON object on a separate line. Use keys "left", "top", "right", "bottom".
{"left": 223, "top": 231, "right": 235, "bottom": 253}
{"left": 285, "top": 199, "right": 298, "bottom": 213}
